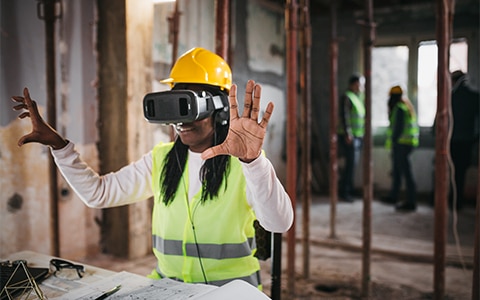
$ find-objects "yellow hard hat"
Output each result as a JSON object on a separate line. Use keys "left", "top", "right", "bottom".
{"left": 389, "top": 85, "right": 403, "bottom": 95}
{"left": 160, "top": 47, "right": 232, "bottom": 91}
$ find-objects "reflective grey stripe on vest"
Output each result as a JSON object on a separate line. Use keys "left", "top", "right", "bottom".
{"left": 153, "top": 235, "right": 255, "bottom": 259}
{"left": 155, "top": 266, "right": 261, "bottom": 287}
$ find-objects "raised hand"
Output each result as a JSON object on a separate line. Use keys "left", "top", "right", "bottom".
{"left": 201, "top": 80, "right": 274, "bottom": 163}
{"left": 12, "top": 87, "right": 67, "bottom": 149}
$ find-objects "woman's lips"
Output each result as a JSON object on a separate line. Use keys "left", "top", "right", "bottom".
{"left": 176, "top": 124, "right": 194, "bottom": 133}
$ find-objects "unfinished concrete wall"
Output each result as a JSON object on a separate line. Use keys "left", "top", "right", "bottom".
{"left": 56, "top": 0, "right": 101, "bottom": 260}
{"left": 0, "top": 0, "right": 52, "bottom": 254}
{"left": 1, "top": 121, "right": 51, "bottom": 256}
{"left": 152, "top": 0, "right": 216, "bottom": 84}
{"left": 0, "top": 0, "right": 157, "bottom": 260}
{"left": 125, "top": 0, "right": 155, "bottom": 259}
{"left": 0, "top": 0, "right": 100, "bottom": 259}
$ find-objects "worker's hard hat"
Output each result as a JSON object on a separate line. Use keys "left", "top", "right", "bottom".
{"left": 389, "top": 85, "right": 403, "bottom": 95}
{"left": 160, "top": 47, "right": 232, "bottom": 91}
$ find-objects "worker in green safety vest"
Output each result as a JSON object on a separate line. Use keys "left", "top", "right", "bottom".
{"left": 385, "top": 85, "right": 419, "bottom": 211}
{"left": 338, "top": 74, "right": 365, "bottom": 202}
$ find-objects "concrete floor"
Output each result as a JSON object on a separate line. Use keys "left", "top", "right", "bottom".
{"left": 81, "top": 195, "right": 477, "bottom": 299}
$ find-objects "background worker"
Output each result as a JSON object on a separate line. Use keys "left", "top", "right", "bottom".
{"left": 337, "top": 74, "right": 365, "bottom": 202}
{"left": 385, "top": 85, "right": 419, "bottom": 211}
{"left": 11, "top": 47, "right": 293, "bottom": 288}
{"left": 449, "top": 70, "right": 479, "bottom": 210}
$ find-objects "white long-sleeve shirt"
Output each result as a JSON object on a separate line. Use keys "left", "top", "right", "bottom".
{"left": 51, "top": 142, "right": 293, "bottom": 233}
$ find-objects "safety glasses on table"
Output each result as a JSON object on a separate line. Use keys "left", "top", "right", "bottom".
{"left": 49, "top": 259, "right": 85, "bottom": 279}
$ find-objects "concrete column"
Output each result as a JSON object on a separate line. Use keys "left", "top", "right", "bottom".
{"left": 97, "top": 0, "right": 153, "bottom": 258}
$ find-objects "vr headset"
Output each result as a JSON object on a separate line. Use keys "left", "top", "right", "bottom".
{"left": 143, "top": 90, "right": 226, "bottom": 124}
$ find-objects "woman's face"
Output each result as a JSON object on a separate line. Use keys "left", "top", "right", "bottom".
{"left": 175, "top": 117, "right": 215, "bottom": 153}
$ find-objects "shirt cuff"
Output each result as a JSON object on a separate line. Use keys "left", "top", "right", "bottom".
{"left": 240, "top": 155, "right": 271, "bottom": 179}
{"left": 50, "top": 140, "right": 75, "bottom": 159}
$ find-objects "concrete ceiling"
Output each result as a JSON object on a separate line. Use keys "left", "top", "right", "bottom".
{"left": 262, "top": 0, "right": 479, "bottom": 28}
{"left": 264, "top": 0, "right": 478, "bottom": 19}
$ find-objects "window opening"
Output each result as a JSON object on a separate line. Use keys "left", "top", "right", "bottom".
{"left": 372, "top": 46, "right": 409, "bottom": 127}
{"left": 417, "top": 39, "right": 468, "bottom": 126}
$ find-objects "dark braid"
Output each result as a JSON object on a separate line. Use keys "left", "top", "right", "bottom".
{"left": 160, "top": 139, "right": 188, "bottom": 205}
{"left": 199, "top": 120, "right": 230, "bottom": 202}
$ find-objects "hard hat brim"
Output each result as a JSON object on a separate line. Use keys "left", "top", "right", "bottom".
{"left": 159, "top": 78, "right": 175, "bottom": 87}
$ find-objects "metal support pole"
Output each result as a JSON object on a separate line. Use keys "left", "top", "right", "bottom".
{"left": 168, "top": 1, "right": 180, "bottom": 66}
{"left": 271, "top": 233, "right": 282, "bottom": 300}
{"left": 37, "top": 0, "right": 62, "bottom": 257}
{"left": 168, "top": 1, "right": 181, "bottom": 141}
{"left": 215, "top": 0, "right": 230, "bottom": 62}
{"left": 285, "top": 0, "right": 298, "bottom": 295}
{"left": 361, "top": 0, "right": 375, "bottom": 297}
{"left": 433, "top": 1, "right": 454, "bottom": 299}
{"left": 473, "top": 151, "right": 480, "bottom": 300}
{"left": 299, "top": 0, "right": 312, "bottom": 279}
{"left": 328, "top": 0, "right": 338, "bottom": 240}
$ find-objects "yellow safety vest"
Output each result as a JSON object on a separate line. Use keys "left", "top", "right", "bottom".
{"left": 149, "top": 142, "right": 261, "bottom": 287}
{"left": 338, "top": 91, "right": 365, "bottom": 137}
{"left": 386, "top": 102, "right": 419, "bottom": 148}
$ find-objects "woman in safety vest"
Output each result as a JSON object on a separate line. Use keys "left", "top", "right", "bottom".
{"left": 11, "top": 47, "right": 293, "bottom": 289}
{"left": 385, "top": 85, "right": 419, "bottom": 211}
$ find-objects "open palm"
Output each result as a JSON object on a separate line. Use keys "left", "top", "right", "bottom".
{"left": 201, "top": 80, "right": 274, "bottom": 163}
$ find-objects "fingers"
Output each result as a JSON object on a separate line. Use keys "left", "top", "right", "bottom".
{"left": 11, "top": 95, "right": 28, "bottom": 113}
{"left": 23, "top": 87, "right": 35, "bottom": 110}
{"left": 228, "top": 84, "right": 239, "bottom": 121}
{"left": 259, "top": 102, "right": 274, "bottom": 128}
{"left": 233, "top": 80, "right": 272, "bottom": 127}
{"left": 11, "top": 96, "right": 26, "bottom": 105}
{"left": 12, "top": 87, "right": 40, "bottom": 139}
{"left": 241, "top": 80, "right": 255, "bottom": 118}
{"left": 12, "top": 88, "right": 37, "bottom": 115}
{"left": 18, "top": 112, "right": 31, "bottom": 119}
{"left": 12, "top": 103, "right": 27, "bottom": 112}
{"left": 250, "top": 84, "right": 261, "bottom": 121}
{"left": 18, "top": 88, "right": 41, "bottom": 124}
